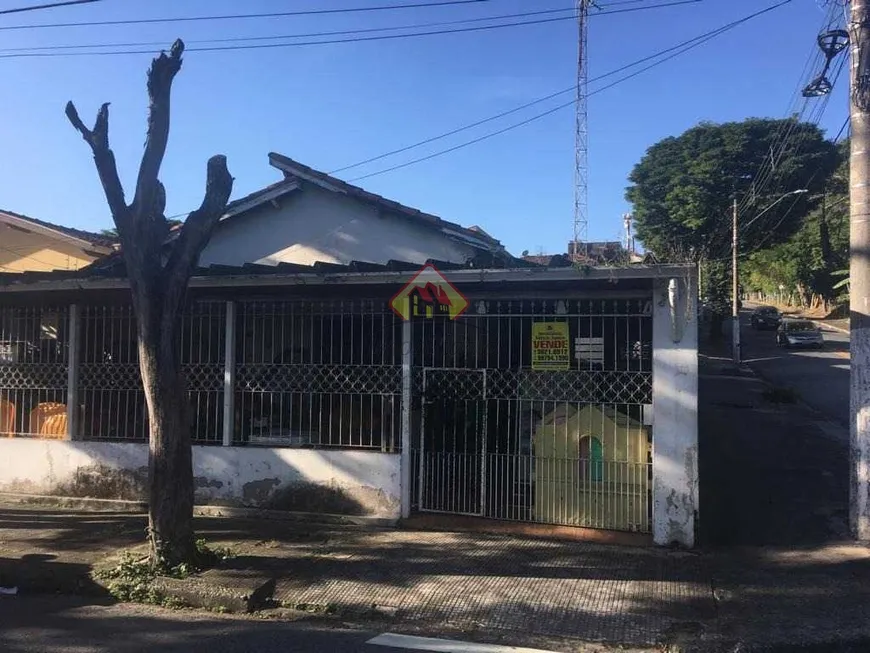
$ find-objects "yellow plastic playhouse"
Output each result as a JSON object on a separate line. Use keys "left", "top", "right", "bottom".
{"left": 533, "top": 404, "right": 651, "bottom": 531}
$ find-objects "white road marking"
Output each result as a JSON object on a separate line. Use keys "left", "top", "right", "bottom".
{"left": 366, "top": 633, "right": 559, "bottom": 653}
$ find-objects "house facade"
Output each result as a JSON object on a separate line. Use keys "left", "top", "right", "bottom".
{"left": 0, "top": 262, "right": 698, "bottom": 546}
{"left": 0, "top": 163, "right": 698, "bottom": 547}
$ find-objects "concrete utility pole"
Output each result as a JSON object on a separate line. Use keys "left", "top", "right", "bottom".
{"left": 850, "top": 0, "right": 870, "bottom": 540}
{"left": 732, "top": 197, "right": 740, "bottom": 364}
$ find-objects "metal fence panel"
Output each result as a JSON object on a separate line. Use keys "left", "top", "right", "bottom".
{"left": 79, "top": 302, "right": 226, "bottom": 444}
{"left": 234, "top": 299, "right": 402, "bottom": 450}
{"left": 0, "top": 306, "right": 69, "bottom": 438}
{"left": 411, "top": 298, "right": 653, "bottom": 533}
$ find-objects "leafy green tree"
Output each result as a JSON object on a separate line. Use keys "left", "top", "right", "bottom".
{"left": 627, "top": 118, "right": 838, "bottom": 263}
{"left": 743, "top": 147, "right": 848, "bottom": 309}
{"left": 627, "top": 118, "right": 840, "bottom": 334}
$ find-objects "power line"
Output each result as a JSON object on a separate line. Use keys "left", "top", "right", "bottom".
{"left": 0, "top": 0, "right": 497, "bottom": 31}
{"left": 0, "top": 1, "right": 702, "bottom": 58}
{"left": 330, "top": 2, "right": 759, "bottom": 174}
{"left": 0, "top": 6, "right": 577, "bottom": 52}
{"left": 833, "top": 115, "right": 850, "bottom": 142}
{"left": 347, "top": 0, "right": 792, "bottom": 182}
{"left": 0, "top": 0, "right": 100, "bottom": 16}
{"left": 735, "top": 0, "right": 842, "bottom": 216}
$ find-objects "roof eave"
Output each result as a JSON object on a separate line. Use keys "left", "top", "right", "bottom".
{"left": 0, "top": 264, "right": 694, "bottom": 294}
{"left": 0, "top": 212, "right": 114, "bottom": 252}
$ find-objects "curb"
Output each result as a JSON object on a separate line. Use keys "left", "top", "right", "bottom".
{"left": 0, "top": 494, "right": 397, "bottom": 528}
{"left": 812, "top": 319, "right": 850, "bottom": 334}
{"left": 193, "top": 505, "right": 397, "bottom": 528}
{"left": 153, "top": 571, "right": 276, "bottom": 613}
{"left": 0, "top": 492, "right": 146, "bottom": 513}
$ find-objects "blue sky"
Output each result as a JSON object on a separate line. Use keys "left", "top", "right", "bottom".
{"left": 0, "top": 0, "right": 849, "bottom": 256}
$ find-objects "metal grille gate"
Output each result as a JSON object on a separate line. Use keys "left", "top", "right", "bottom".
{"left": 411, "top": 298, "right": 653, "bottom": 533}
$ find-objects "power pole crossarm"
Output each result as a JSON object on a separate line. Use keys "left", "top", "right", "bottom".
{"left": 850, "top": 0, "right": 870, "bottom": 541}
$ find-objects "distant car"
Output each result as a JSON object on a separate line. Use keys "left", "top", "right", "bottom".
{"left": 750, "top": 306, "right": 782, "bottom": 330}
{"left": 776, "top": 319, "right": 824, "bottom": 349}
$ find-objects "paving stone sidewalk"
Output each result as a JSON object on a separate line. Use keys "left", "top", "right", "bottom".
{"left": 0, "top": 506, "right": 713, "bottom": 649}
{"left": 264, "top": 530, "right": 713, "bottom": 645}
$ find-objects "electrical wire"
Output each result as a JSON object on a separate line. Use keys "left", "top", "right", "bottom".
{"left": 0, "top": 1, "right": 702, "bottom": 58}
{"left": 347, "top": 0, "right": 792, "bottom": 182}
{"left": 735, "top": 0, "right": 842, "bottom": 216}
{"left": 0, "top": 0, "right": 497, "bottom": 31}
{"left": 333, "top": 0, "right": 788, "bottom": 175}
{"left": 0, "top": 0, "right": 100, "bottom": 16}
{"left": 833, "top": 115, "right": 850, "bottom": 142}
{"left": 0, "top": 6, "right": 577, "bottom": 52}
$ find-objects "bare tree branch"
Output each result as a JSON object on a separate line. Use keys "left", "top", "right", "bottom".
{"left": 132, "top": 39, "right": 185, "bottom": 218}
{"left": 162, "top": 154, "right": 233, "bottom": 317}
{"left": 65, "top": 100, "right": 128, "bottom": 227}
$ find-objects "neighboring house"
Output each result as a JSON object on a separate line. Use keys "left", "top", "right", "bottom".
{"left": 0, "top": 210, "right": 114, "bottom": 273}
{"left": 197, "top": 153, "right": 510, "bottom": 268}
{"left": 523, "top": 241, "right": 645, "bottom": 267}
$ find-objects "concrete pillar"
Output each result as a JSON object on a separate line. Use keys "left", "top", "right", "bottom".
{"left": 66, "top": 304, "right": 80, "bottom": 441}
{"left": 651, "top": 275, "right": 698, "bottom": 547}
{"left": 400, "top": 319, "right": 412, "bottom": 519}
{"left": 222, "top": 301, "right": 236, "bottom": 447}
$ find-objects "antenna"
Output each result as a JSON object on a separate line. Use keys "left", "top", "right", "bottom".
{"left": 572, "top": 0, "right": 590, "bottom": 262}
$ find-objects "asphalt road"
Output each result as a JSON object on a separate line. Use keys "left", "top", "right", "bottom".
{"left": 0, "top": 596, "right": 565, "bottom": 653}
{"left": 0, "top": 596, "right": 384, "bottom": 653}
{"left": 739, "top": 310, "right": 849, "bottom": 425}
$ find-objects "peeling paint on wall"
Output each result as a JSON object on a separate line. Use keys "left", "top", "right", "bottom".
{"left": 0, "top": 440, "right": 402, "bottom": 519}
{"left": 652, "top": 276, "right": 699, "bottom": 548}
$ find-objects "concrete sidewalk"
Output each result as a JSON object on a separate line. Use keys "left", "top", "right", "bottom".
{"left": 2, "top": 504, "right": 869, "bottom": 652}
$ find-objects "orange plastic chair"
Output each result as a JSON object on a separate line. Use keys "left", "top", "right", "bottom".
{"left": 29, "top": 402, "right": 68, "bottom": 439}
{"left": 0, "top": 398, "right": 14, "bottom": 437}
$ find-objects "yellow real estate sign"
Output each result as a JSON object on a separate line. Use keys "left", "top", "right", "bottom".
{"left": 531, "top": 322, "right": 570, "bottom": 371}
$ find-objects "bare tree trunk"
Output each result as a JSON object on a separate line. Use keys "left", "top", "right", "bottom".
{"left": 138, "top": 308, "right": 194, "bottom": 563}
{"left": 66, "top": 40, "right": 232, "bottom": 566}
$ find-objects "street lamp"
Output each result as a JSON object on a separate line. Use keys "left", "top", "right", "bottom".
{"left": 731, "top": 188, "right": 808, "bottom": 364}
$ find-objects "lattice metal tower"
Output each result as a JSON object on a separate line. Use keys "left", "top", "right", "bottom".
{"left": 572, "top": 0, "right": 591, "bottom": 262}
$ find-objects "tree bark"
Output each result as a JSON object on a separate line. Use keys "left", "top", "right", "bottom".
{"left": 139, "top": 316, "right": 194, "bottom": 564}
{"left": 66, "top": 39, "right": 232, "bottom": 567}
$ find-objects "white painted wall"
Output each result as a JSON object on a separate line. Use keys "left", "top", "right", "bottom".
{"left": 200, "top": 183, "right": 476, "bottom": 268}
{"left": 0, "top": 440, "right": 401, "bottom": 519}
{"left": 651, "top": 275, "right": 699, "bottom": 547}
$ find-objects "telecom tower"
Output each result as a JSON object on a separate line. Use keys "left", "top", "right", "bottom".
{"left": 572, "top": 0, "right": 590, "bottom": 262}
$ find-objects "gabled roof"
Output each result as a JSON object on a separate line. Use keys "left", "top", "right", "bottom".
{"left": 0, "top": 209, "right": 116, "bottom": 250}
{"left": 265, "top": 153, "right": 506, "bottom": 254}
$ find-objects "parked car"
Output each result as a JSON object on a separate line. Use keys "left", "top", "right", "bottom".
{"left": 750, "top": 305, "right": 782, "bottom": 330}
{"left": 776, "top": 319, "right": 824, "bottom": 349}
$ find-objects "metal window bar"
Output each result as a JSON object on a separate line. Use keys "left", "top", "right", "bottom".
{"left": 411, "top": 297, "right": 653, "bottom": 533}
{"left": 0, "top": 305, "right": 70, "bottom": 438}
{"left": 234, "top": 299, "right": 402, "bottom": 450}
{"left": 78, "top": 302, "right": 227, "bottom": 444}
